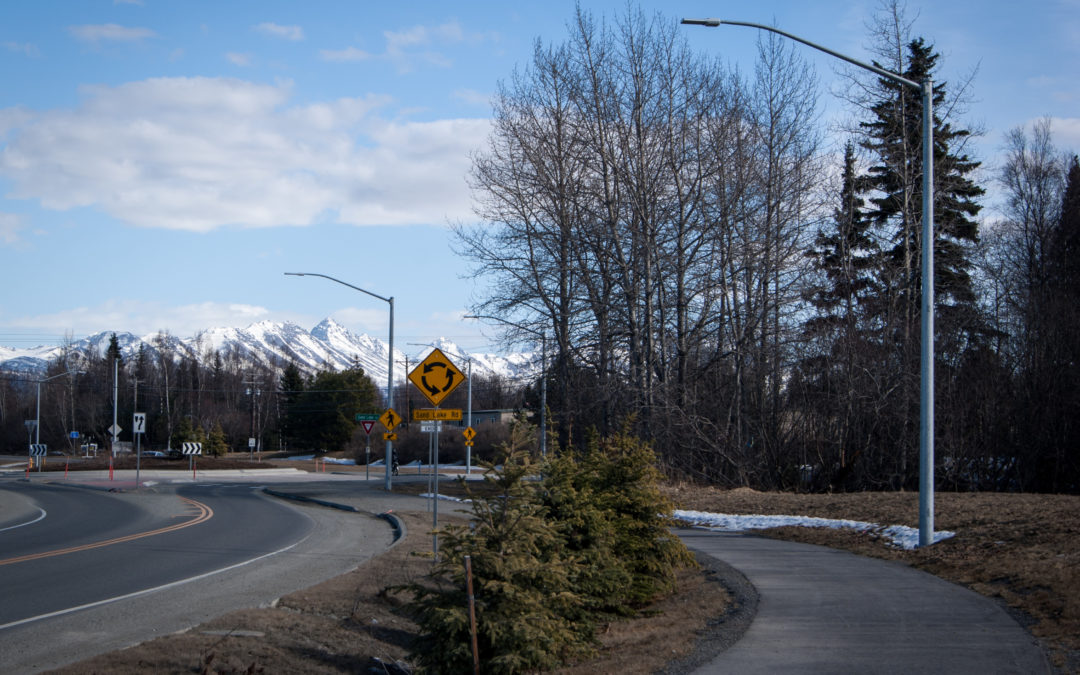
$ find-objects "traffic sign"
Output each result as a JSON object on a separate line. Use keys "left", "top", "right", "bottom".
{"left": 133, "top": 413, "right": 146, "bottom": 434}
{"left": 413, "top": 408, "right": 463, "bottom": 421}
{"left": 465, "top": 440, "right": 474, "bottom": 447}
{"left": 355, "top": 413, "right": 380, "bottom": 421}
{"left": 181, "top": 442, "right": 202, "bottom": 455}
{"left": 420, "top": 421, "right": 443, "bottom": 433}
{"left": 379, "top": 408, "right": 402, "bottom": 431}
{"left": 383, "top": 432, "right": 398, "bottom": 441}
{"left": 69, "top": 431, "right": 80, "bottom": 439}
{"left": 29, "top": 444, "right": 47, "bottom": 456}
{"left": 109, "top": 423, "right": 122, "bottom": 437}
{"left": 408, "top": 348, "right": 464, "bottom": 407}
{"left": 463, "top": 426, "right": 476, "bottom": 441}
{"left": 360, "top": 420, "right": 376, "bottom": 435}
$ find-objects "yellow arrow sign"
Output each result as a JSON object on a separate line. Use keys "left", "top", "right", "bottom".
{"left": 408, "top": 348, "right": 465, "bottom": 407}
{"left": 379, "top": 408, "right": 401, "bottom": 431}
{"left": 462, "top": 426, "right": 476, "bottom": 441}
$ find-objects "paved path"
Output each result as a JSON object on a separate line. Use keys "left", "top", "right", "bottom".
{"left": 680, "top": 530, "right": 1050, "bottom": 674}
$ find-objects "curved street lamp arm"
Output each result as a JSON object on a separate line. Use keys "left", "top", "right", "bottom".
{"left": 284, "top": 272, "right": 392, "bottom": 305}
{"left": 680, "top": 18, "right": 921, "bottom": 90}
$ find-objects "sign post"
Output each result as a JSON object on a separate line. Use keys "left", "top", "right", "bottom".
{"left": 408, "top": 348, "right": 465, "bottom": 560}
{"left": 357, "top": 413, "right": 379, "bottom": 479}
{"left": 133, "top": 412, "right": 146, "bottom": 488}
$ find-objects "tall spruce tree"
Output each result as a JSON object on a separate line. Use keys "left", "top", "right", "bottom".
{"left": 860, "top": 38, "right": 983, "bottom": 326}
{"left": 856, "top": 37, "right": 984, "bottom": 485}
{"left": 277, "top": 362, "right": 305, "bottom": 452}
{"left": 1039, "top": 156, "right": 1080, "bottom": 490}
{"left": 799, "top": 143, "right": 881, "bottom": 487}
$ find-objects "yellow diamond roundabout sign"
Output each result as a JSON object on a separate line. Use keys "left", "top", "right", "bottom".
{"left": 408, "top": 348, "right": 464, "bottom": 407}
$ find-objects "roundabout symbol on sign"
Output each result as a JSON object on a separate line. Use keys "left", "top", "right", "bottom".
{"left": 408, "top": 348, "right": 464, "bottom": 407}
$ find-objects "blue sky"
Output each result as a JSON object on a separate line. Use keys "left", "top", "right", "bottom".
{"left": 1, "top": 0, "right": 1077, "bottom": 355}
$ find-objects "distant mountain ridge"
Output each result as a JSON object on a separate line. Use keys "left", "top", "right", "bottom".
{"left": 0, "top": 318, "right": 538, "bottom": 385}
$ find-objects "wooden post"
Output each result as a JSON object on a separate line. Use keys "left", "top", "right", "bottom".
{"left": 465, "top": 555, "right": 480, "bottom": 675}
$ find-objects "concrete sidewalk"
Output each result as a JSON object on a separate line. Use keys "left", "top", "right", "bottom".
{"left": 681, "top": 530, "right": 1050, "bottom": 674}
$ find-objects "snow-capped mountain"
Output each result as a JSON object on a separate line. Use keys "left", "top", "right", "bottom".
{"left": 0, "top": 319, "right": 538, "bottom": 385}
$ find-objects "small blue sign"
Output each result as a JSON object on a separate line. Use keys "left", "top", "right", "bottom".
{"left": 69, "top": 431, "right": 79, "bottom": 439}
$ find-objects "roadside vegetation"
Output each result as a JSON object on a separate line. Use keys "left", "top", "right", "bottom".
{"left": 402, "top": 422, "right": 695, "bottom": 673}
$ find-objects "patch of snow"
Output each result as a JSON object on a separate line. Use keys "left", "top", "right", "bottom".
{"left": 673, "top": 510, "right": 955, "bottom": 550}
{"left": 421, "top": 493, "right": 472, "bottom": 503}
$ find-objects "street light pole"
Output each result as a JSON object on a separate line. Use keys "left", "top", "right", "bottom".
{"left": 682, "top": 17, "right": 936, "bottom": 546}
{"left": 464, "top": 315, "right": 547, "bottom": 458}
{"left": 286, "top": 272, "right": 395, "bottom": 491}
{"left": 35, "top": 370, "right": 81, "bottom": 471}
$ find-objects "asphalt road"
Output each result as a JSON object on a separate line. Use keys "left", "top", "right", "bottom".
{"left": 0, "top": 478, "right": 395, "bottom": 673}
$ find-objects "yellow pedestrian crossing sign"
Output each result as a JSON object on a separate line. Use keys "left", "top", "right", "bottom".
{"left": 380, "top": 408, "right": 402, "bottom": 431}
{"left": 463, "top": 426, "right": 476, "bottom": 442}
{"left": 409, "top": 348, "right": 465, "bottom": 407}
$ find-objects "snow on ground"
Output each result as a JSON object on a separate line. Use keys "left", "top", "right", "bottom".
{"left": 279, "top": 454, "right": 356, "bottom": 465}
{"left": 416, "top": 494, "right": 955, "bottom": 550}
{"left": 674, "top": 510, "right": 955, "bottom": 550}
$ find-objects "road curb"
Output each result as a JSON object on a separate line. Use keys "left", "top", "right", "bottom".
{"left": 261, "top": 488, "right": 406, "bottom": 545}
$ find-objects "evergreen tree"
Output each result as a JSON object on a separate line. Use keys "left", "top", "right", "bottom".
{"left": 860, "top": 38, "right": 983, "bottom": 322}
{"left": 1036, "top": 155, "right": 1080, "bottom": 490}
{"left": 277, "top": 362, "right": 305, "bottom": 451}
{"left": 405, "top": 424, "right": 588, "bottom": 674}
{"left": 798, "top": 143, "right": 882, "bottom": 487}
{"left": 856, "top": 37, "right": 985, "bottom": 485}
{"left": 105, "top": 333, "right": 123, "bottom": 368}
{"left": 296, "top": 366, "right": 377, "bottom": 452}
{"left": 206, "top": 421, "right": 228, "bottom": 457}
{"left": 171, "top": 416, "right": 198, "bottom": 448}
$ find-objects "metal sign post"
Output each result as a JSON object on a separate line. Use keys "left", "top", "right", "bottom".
{"left": 134, "top": 412, "right": 146, "bottom": 489}
{"left": 356, "top": 414, "right": 379, "bottom": 480}
{"left": 408, "top": 350, "right": 465, "bottom": 562}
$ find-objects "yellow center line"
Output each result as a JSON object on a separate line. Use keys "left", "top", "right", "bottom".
{"left": 0, "top": 497, "right": 214, "bottom": 567}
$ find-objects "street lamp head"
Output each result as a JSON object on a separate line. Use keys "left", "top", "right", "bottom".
{"left": 681, "top": 18, "right": 721, "bottom": 27}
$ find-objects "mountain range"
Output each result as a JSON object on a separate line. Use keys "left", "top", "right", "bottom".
{"left": 0, "top": 318, "right": 539, "bottom": 385}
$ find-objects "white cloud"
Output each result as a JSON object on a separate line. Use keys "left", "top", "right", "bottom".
{"left": 319, "top": 46, "right": 371, "bottom": 62}
{"left": 453, "top": 89, "right": 491, "bottom": 107}
{"left": 0, "top": 77, "right": 489, "bottom": 231}
{"left": 68, "top": 24, "right": 156, "bottom": 43}
{"left": 8, "top": 300, "right": 273, "bottom": 338}
{"left": 331, "top": 307, "right": 390, "bottom": 333}
{"left": 254, "top": 22, "right": 305, "bottom": 41}
{"left": 4, "top": 41, "right": 40, "bottom": 57}
{"left": 325, "top": 20, "right": 484, "bottom": 73}
{"left": 1050, "top": 117, "right": 1080, "bottom": 150}
{"left": 226, "top": 52, "right": 252, "bottom": 67}
{"left": 0, "top": 212, "right": 24, "bottom": 244}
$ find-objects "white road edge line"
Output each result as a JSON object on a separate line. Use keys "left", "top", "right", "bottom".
{"left": 0, "top": 507, "right": 46, "bottom": 533}
{"left": 0, "top": 536, "right": 307, "bottom": 631}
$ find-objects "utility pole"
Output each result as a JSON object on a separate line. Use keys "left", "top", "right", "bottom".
{"left": 244, "top": 377, "right": 260, "bottom": 460}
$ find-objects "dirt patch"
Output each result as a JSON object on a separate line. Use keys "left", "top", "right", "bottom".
{"left": 664, "top": 485, "right": 1080, "bottom": 672}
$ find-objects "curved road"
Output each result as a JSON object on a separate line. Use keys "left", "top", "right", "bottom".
{"left": 0, "top": 479, "right": 394, "bottom": 672}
